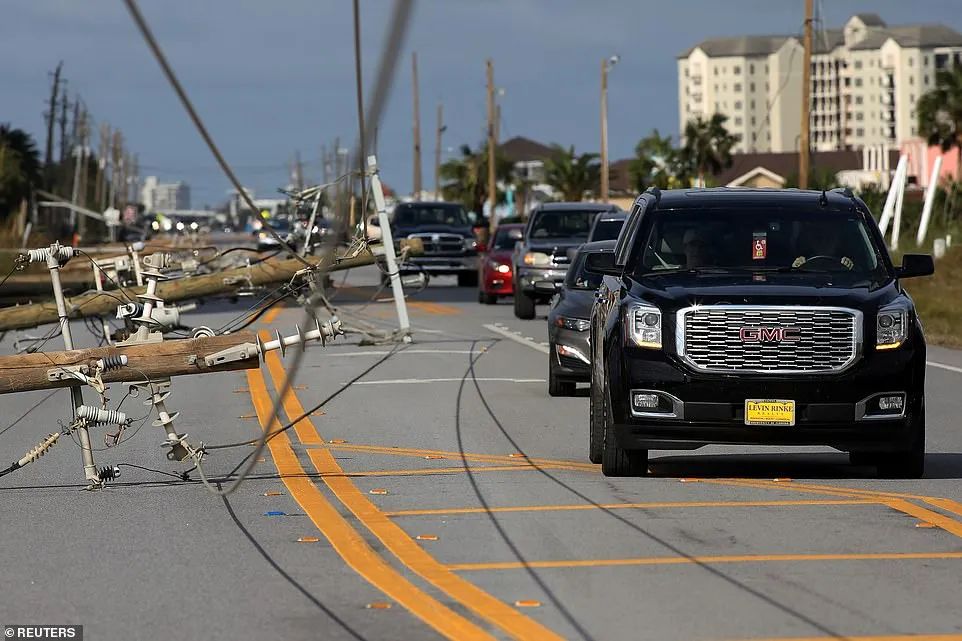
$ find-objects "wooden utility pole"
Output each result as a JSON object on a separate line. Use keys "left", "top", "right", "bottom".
{"left": 486, "top": 59, "right": 497, "bottom": 238}
{"left": 43, "top": 62, "right": 63, "bottom": 188}
{"left": 0, "top": 332, "right": 259, "bottom": 395}
{"left": 352, "top": 0, "right": 366, "bottom": 218}
{"left": 96, "top": 123, "right": 110, "bottom": 210}
{"left": 58, "top": 86, "right": 69, "bottom": 167}
{"left": 434, "top": 103, "right": 445, "bottom": 199}
{"left": 294, "top": 150, "right": 304, "bottom": 191}
{"left": 799, "top": 0, "right": 814, "bottom": 189}
{"left": 600, "top": 59, "right": 610, "bottom": 203}
{"left": 411, "top": 51, "right": 423, "bottom": 198}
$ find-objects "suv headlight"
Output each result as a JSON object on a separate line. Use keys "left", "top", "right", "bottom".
{"left": 625, "top": 302, "right": 662, "bottom": 349}
{"left": 522, "top": 251, "right": 551, "bottom": 266}
{"left": 876, "top": 304, "right": 908, "bottom": 350}
{"left": 554, "top": 316, "right": 590, "bottom": 331}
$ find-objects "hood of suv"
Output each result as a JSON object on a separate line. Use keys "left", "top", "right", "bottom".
{"left": 394, "top": 224, "right": 474, "bottom": 238}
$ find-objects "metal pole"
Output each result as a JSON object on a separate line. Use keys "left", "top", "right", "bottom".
{"left": 799, "top": 0, "right": 814, "bottom": 189}
{"left": 412, "top": 51, "right": 422, "bottom": 197}
{"left": 92, "top": 262, "right": 113, "bottom": 345}
{"left": 45, "top": 245, "right": 98, "bottom": 483}
{"left": 600, "top": 58, "right": 609, "bottom": 203}
{"left": 486, "top": 59, "right": 497, "bottom": 239}
{"left": 368, "top": 155, "right": 411, "bottom": 340}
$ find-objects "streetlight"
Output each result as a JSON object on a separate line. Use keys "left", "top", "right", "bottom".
{"left": 600, "top": 54, "right": 620, "bottom": 203}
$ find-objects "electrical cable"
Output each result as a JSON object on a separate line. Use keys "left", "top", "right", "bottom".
{"left": 0, "top": 390, "right": 59, "bottom": 437}
{"left": 0, "top": 264, "right": 18, "bottom": 290}
{"left": 120, "top": 0, "right": 313, "bottom": 270}
{"left": 73, "top": 249, "right": 138, "bottom": 303}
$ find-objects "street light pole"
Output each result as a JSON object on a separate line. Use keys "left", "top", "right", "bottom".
{"left": 600, "top": 55, "right": 619, "bottom": 203}
{"left": 487, "top": 59, "right": 496, "bottom": 239}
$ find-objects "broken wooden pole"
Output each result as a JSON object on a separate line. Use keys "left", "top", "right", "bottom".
{"left": 0, "top": 331, "right": 259, "bottom": 395}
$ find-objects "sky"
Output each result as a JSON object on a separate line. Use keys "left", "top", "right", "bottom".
{"left": 4, "top": 0, "right": 962, "bottom": 207}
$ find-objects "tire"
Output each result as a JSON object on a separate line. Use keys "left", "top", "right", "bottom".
{"left": 514, "top": 290, "right": 536, "bottom": 320}
{"left": 458, "top": 272, "right": 479, "bottom": 287}
{"left": 588, "top": 366, "right": 604, "bottom": 464}
{"left": 876, "top": 402, "right": 925, "bottom": 479}
{"left": 478, "top": 291, "right": 497, "bottom": 305}
{"left": 601, "top": 386, "right": 648, "bottom": 477}
{"left": 548, "top": 355, "right": 576, "bottom": 397}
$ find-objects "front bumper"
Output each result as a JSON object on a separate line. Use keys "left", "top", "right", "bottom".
{"left": 517, "top": 267, "right": 568, "bottom": 298}
{"left": 404, "top": 255, "right": 478, "bottom": 274}
{"left": 609, "top": 345, "right": 923, "bottom": 453}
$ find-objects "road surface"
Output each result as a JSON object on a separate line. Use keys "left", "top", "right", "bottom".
{"left": 1, "top": 266, "right": 961, "bottom": 641}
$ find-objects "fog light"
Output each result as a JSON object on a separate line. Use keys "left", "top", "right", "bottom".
{"left": 632, "top": 393, "right": 659, "bottom": 409}
{"left": 878, "top": 395, "right": 904, "bottom": 411}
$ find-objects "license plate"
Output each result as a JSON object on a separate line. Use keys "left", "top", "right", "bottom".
{"left": 745, "top": 399, "right": 795, "bottom": 426}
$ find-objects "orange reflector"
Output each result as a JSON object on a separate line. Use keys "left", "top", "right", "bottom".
{"left": 508, "top": 453, "right": 526, "bottom": 458}
{"left": 238, "top": 414, "right": 255, "bottom": 419}
{"left": 297, "top": 536, "right": 321, "bottom": 542}
{"left": 256, "top": 457, "right": 267, "bottom": 463}
{"left": 416, "top": 534, "right": 439, "bottom": 541}
{"left": 263, "top": 491, "right": 284, "bottom": 496}
{"left": 369, "top": 488, "right": 389, "bottom": 495}
{"left": 232, "top": 388, "right": 249, "bottom": 393}
{"left": 311, "top": 411, "right": 325, "bottom": 417}
{"left": 366, "top": 602, "right": 392, "bottom": 610}
{"left": 514, "top": 600, "right": 541, "bottom": 608}
{"left": 915, "top": 522, "right": 938, "bottom": 528}
{"left": 424, "top": 455, "right": 444, "bottom": 460}
{"left": 330, "top": 439, "right": 347, "bottom": 444}
{"left": 772, "top": 478, "right": 793, "bottom": 482}
{"left": 292, "top": 385, "right": 308, "bottom": 391}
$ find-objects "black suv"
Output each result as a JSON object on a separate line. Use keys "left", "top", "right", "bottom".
{"left": 590, "top": 188, "right": 934, "bottom": 478}
{"left": 392, "top": 202, "right": 480, "bottom": 287}
{"left": 513, "top": 202, "right": 621, "bottom": 319}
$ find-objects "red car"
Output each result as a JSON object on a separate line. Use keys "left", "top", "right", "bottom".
{"left": 478, "top": 223, "right": 525, "bottom": 304}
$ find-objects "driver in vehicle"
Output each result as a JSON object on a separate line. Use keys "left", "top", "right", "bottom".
{"left": 682, "top": 228, "right": 713, "bottom": 268}
{"left": 792, "top": 220, "right": 855, "bottom": 270}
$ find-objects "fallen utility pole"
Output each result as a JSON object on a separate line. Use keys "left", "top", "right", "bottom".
{"left": 0, "top": 249, "right": 394, "bottom": 331}
{"left": 0, "top": 331, "right": 259, "bottom": 395}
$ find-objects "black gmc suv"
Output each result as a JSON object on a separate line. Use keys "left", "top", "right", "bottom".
{"left": 392, "top": 202, "right": 480, "bottom": 287}
{"left": 590, "top": 188, "right": 935, "bottom": 478}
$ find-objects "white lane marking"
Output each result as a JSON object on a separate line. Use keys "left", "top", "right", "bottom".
{"left": 928, "top": 361, "right": 962, "bottom": 375}
{"left": 354, "top": 378, "right": 546, "bottom": 385}
{"left": 484, "top": 324, "right": 550, "bottom": 354}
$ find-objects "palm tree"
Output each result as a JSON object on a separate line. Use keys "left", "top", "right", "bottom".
{"left": 629, "top": 129, "right": 687, "bottom": 191}
{"left": 680, "top": 114, "right": 740, "bottom": 187}
{"left": 439, "top": 143, "right": 513, "bottom": 215}
{"left": 544, "top": 145, "right": 600, "bottom": 201}
{"left": 0, "top": 125, "right": 41, "bottom": 219}
{"left": 917, "top": 66, "right": 962, "bottom": 179}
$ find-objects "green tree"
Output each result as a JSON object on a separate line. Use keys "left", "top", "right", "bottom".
{"left": 439, "top": 143, "right": 512, "bottom": 215}
{"left": 0, "top": 125, "right": 41, "bottom": 218}
{"left": 680, "top": 114, "right": 740, "bottom": 187}
{"left": 917, "top": 66, "right": 962, "bottom": 179}
{"left": 544, "top": 145, "right": 600, "bottom": 201}
{"left": 628, "top": 129, "right": 687, "bottom": 191}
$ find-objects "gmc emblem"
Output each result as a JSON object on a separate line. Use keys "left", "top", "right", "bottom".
{"left": 739, "top": 327, "right": 801, "bottom": 343}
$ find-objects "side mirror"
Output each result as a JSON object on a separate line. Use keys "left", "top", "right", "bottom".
{"left": 896, "top": 254, "right": 934, "bottom": 279}
{"left": 585, "top": 251, "right": 620, "bottom": 276}
{"left": 533, "top": 280, "right": 558, "bottom": 294}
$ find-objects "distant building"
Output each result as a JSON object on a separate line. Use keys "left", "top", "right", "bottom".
{"left": 142, "top": 176, "right": 191, "bottom": 211}
{"left": 499, "top": 136, "right": 556, "bottom": 184}
{"left": 678, "top": 14, "right": 962, "bottom": 154}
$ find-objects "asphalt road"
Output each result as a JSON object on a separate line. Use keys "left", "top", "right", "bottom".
{"left": 1, "top": 266, "right": 961, "bottom": 641}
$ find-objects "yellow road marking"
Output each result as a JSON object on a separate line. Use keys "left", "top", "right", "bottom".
{"left": 315, "top": 441, "right": 596, "bottom": 471}
{"left": 408, "top": 301, "right": 461, "bottom": 316}
{"left": 924, "top": 497, "right": 962, "bottom": 519}
{"left": 261, "top": 348, "right": 566, "bottom": 641}
{"left": 245, "top": 367, "right": 495, "bottom": 641}
{"left": 384, "top": 499, "right": 878, "bottom": 517}
{"left": 880, "top": 498, "right": 962, "bottom": 539}
{"left": 447, "top": 551, "right": 962, "bottom": 572}
{"left": 261, "top": 306, "right": 284, "bottom": 324}
{"left": 330, "top": 465, "right": 564, "bottom": 478}
{"left": 726, "top": 635, "right": 962, "bottom": 641}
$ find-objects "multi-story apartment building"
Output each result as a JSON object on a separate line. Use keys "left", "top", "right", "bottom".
{"left": 141, "top": 176, "right": 191, "bottom": 212}
{"left": 678, "top": 14, "right": 962, "bottom": 154}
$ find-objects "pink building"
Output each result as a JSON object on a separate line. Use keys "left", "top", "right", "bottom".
{"left": 899, "top": 138, "right": 960, "bottom": 188}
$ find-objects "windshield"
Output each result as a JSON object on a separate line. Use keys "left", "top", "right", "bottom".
{"left": 633, "top": 208, "right": 887, "bottom": 282}
{"left": 493, "top": 226, "right": 523, "bottom": 250}
{"left": 591, "top": 218, "right": 625, "bottom": 242}
{"left": 394, "top": 204, "right": 470, "bottom": 227}
{"left": 529, "top": 210, "right": 596, "bottom": 240}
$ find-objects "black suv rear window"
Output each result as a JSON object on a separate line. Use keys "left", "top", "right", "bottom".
{"left": 395, "top": 205, "right": 469, "bottom": 227}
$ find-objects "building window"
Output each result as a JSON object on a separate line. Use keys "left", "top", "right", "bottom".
{"left": 734, "top": 117, "right": 743, "bottom": 126}
{"left": 734, "top": 65, "right": 741, "bottom": 75}
{"left": 750, "top": 99, "right": 756, "bottom": 109}
{"left": 752, "top": 132, "right": 757, "bottom": 142}
{"left": 908, "top": 57, "right": 914, "bottom": 66}
{"left": 734, "top": 83, "right": 742, "bottom": 92}
{"left": 854, "top": 60, "right": 863, "bottom": 69}
{"left": 749, "top": 63, "right": 755, "bottom": 74}
{"left": 924, "top": 75, "right": 929, "bottom": 85}
{"left": 750, "top": 82, "right": 755, "bottom": 92}
{"left": 714, "top": 67, "right": 719, "bottom": 76}
{"left": 924, "top": 55, "right": 929, "bottom": 66}
{"left": 855, "top": 96, "right": 863, "bottom": 105}
{"left": 845, "top": 77, "right": 851, "bottom": 87}
{"left": 734, "top": 100, "right": 743, "bottom": 109}
{"left": 856, "top": 128, "right": 865, "bottom": 137}
{"left": 909, "top": 76, "right": 914, "bottom": 85}
{"left": 855, "top": 112, "right": 864, "bottom": 121}
{"left": 751, "top": 116, "right": 756, "bottom": 126}
{"left": 855, "top": 78, "right": 863, "bottom": 87}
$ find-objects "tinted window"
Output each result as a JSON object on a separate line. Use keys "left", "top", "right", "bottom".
{"left": 395, "top": 205, "right": 469, "bottom": 227}
{"left": 529, "top": 210, "right": 596, "bottom": 240}
{"left": 634, "top": 209, "right": 886, "bottom": 281}
{"left": 566, "top": 251, "right": 614, "bottom": 290}
{"left": 591, "top": 219, "right": 625, "bottom": 242}
{"left": 493, "top": 226, "right": 523, "bottom": 250}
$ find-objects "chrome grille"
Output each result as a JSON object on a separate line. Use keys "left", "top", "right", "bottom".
{"left": 409, "top": 233, "right": 465, "bottom": 255}
{"left": 678, "top": 306, "right": 860, "bottom": 374}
